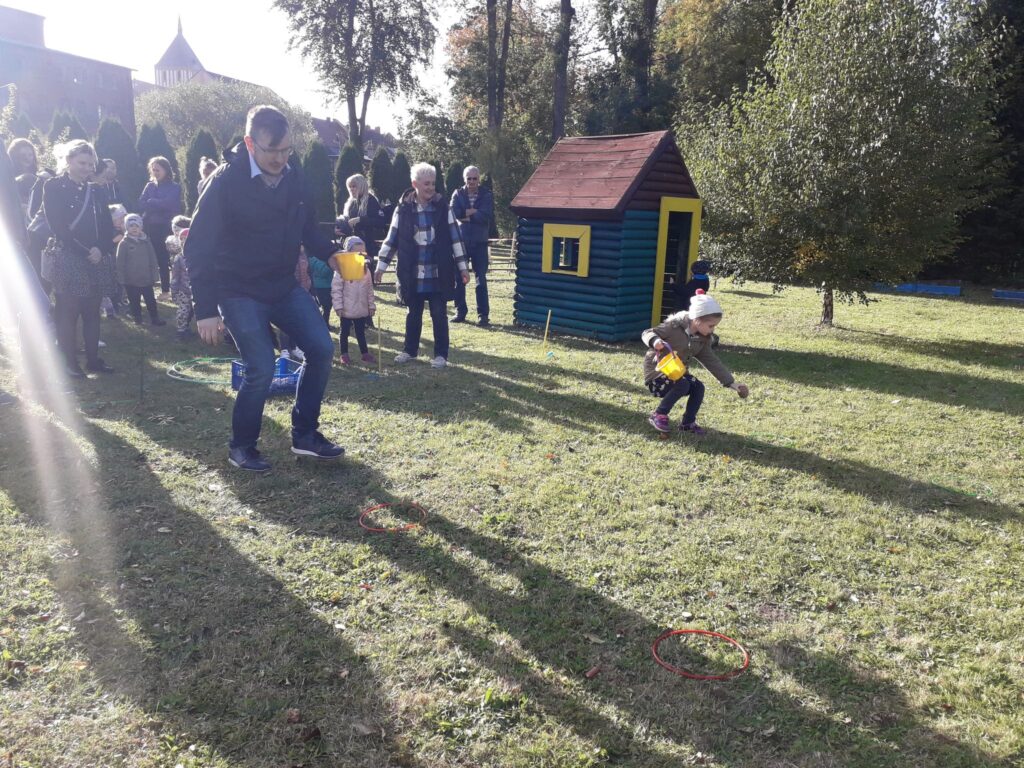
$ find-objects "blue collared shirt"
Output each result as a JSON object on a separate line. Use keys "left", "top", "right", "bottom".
{"left": 248, "top": 151, "right": 290, "bottom": 186}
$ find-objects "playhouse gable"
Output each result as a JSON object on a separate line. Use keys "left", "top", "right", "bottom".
{"left": 510, "top": 131, "right": 697, "bottom": 220}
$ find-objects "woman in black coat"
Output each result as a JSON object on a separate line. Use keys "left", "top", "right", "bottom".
{"left": 42, "top": 140, "right": 116, "bottom": 378}
{"left": 341, "top": 173, "right": 387, "bottom": 270}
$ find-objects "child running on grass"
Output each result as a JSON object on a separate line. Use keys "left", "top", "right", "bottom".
{"left": 641, "top": 290, "right": 748, "bottom": 435}
{"left": 332, "top": 236, "right": 376, "bottom": 365}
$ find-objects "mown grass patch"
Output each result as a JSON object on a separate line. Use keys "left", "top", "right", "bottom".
{"left": 1, "top": 279, "right": 1021, "bottom": 767}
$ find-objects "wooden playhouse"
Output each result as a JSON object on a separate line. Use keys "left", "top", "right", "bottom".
{"left": 510, "top": 130, "right": 702, "bottom": 341}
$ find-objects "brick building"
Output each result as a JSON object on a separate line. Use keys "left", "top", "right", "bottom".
{"left": 0, "top": 5, "right": 135, "bottom": 137}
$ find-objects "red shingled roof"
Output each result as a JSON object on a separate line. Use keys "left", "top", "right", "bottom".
{"left": 510, "top": 131, "right": 697, "bottom": 219}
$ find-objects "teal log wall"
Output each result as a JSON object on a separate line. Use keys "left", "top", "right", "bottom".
{"left": 514, "top": 210, "right": 659, "bottom": 341}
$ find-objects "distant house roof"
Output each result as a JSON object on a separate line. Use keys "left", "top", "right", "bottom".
{"left": 311, "top": 117, "right": 348, "bottom": 155}
{"left": 156, "top": 20, "right": 203, "bottom": 70}
{"left": 510, "top": 130, "right": 698, "bottom": 220}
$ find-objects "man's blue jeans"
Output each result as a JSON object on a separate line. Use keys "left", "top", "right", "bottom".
{"left": 453, "top": 241, "right": 489, "bottom": 320}
{"left": 219, "top": 286, "right": 334, "bottom": 450}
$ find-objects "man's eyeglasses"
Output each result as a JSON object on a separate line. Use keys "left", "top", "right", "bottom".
{"left": 466, "top": 177, "right": 480, "bottom": 181}
{"left": 253, "top": 140, "right": 293, "bottom": 159}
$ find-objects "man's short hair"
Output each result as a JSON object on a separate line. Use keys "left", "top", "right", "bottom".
{"left": 463, "top": 165, "right": 480, "bottom": 181}
{"left": 410, "top": 162, "right": 435, "bottom": 182}
{"left": 246, "top": 105, "right": 289, "bottom": 145}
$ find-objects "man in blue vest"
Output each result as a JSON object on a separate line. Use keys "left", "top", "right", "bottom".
{"left": 374, "top": 162, "right": 469, "bottom": 369}
{"left": 188, "top": 105, "right": 344, "bottom": 473}
{"left": 450, "top": 165, "right": 493, "bottom": 327}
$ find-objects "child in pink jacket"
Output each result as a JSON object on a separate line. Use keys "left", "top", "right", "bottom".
{"left": 332, "top": 236, "right": 376, "bottom": 365}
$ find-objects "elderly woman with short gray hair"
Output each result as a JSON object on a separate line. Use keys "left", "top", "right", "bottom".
{"left": 374, "top": 162, "right": 469, "bottom": 369}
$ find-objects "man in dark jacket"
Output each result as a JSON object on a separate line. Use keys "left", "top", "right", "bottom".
{"left": 374, "top": 162, "right": 469, "bottom": 369}
{"left": 187, "top": 105, "right": 344, "bottom": 473}
{"left": 449, "top": 166, "right": 493, "bottom": 326}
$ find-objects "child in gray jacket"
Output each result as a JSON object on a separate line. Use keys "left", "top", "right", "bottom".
{"left": 641, "top": 290, "right": 748, "bottom": 434}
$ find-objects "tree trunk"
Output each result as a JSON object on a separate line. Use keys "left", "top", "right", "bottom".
{"left": 820, "top": 284, "right": 834, "bottom": 326}
{"left": 495, "top": 0, "right": 514, "bottom": 129}
{"left": 344, "top": 0, "right": 361, "bottom": 148}
{"left": 487, "top": 0, "right": 498, "bottom": 129}
{"left": 634, "top": 0, "right": 658, "bottom": 115}
{"left": 552, "top": 0, "right": 575, "bottom": 143}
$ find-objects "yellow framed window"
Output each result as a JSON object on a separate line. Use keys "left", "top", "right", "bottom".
{"left": 542, "top": 223, "right": 591, "bottom": 278}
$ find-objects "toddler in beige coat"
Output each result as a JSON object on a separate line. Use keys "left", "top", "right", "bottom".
{"left": 332, "top": 236, "right": 377, "bottom": 365}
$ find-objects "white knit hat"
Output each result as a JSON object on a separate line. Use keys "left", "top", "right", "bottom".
{"left": 688, "top": 289, "right": 723, "bottom": 319}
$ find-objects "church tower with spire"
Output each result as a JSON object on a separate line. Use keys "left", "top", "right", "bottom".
{"left": 154, "top": 17, "right": 204, "bottom": 87}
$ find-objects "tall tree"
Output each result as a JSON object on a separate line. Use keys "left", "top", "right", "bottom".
{"left": 391, "top": 151, "right": 412, "bottom": 202}
{"left": 552, "top": 0, "right": 576, "bottom": 142}
{"left": 445, "top": 162, "right": 465, "bottom": 199}
{"left": 10, "top": 112, "right": 34, "bottom": 139}
{"left": 48, "top": 110, "right": 88, "bottom": 143}
{"left": 303, "top": 140, "right": 337, "bottom": 222}
{"left": 135, "top": 80, "right": 316, "bottom": 153}
{"left": 949, "top": 0, "right": 1024, "bottom": 283}
{"left": 94, "top": 118, "right": 145, "bottom": 208}
{"left": 431, "top": 160, "right": 446, "bottom": 199}
{"left": 276, "top": 0, "right": 435, "bottom": 148}
{"left": 682, "top": 0, "right": 1001, "bottom": 325}
{"left": 485, "top": 0, "right": 515, "bottom": 130}
{"left": 136, "top": 123, "right": 179, "bottom": 180}
{"left": 658, "top": 0, "right": 783, "bottom": 108}
{"left": 368, "top": 146, "right": 393, "bottom": 204}
{"left": 334, "top": 143, "right": 364, "bottom": 215}
{"left": 183, "top": 129, "right": 218, "bottom": 213}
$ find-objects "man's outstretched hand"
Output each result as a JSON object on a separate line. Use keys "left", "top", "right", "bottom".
{"left": 198, "top": 316, "right": 225, "bottom": 346}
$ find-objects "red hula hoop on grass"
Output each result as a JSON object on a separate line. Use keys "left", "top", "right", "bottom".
{"left": 358, "top": 502, "right": 427, "bottom": 533}
{"left": 651, "top": 628, "right": 751, "bottom": 681}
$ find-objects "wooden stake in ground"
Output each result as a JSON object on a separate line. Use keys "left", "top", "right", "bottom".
{"left": 542, "top": 309, "right": 552, "bottom": 358}
{"left": 377, "top": 320, "right": 382, "bottom": 375}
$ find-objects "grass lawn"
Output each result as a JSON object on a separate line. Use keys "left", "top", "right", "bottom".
{"left": 1, "top": 278, "right": 1022, "bottom": 767}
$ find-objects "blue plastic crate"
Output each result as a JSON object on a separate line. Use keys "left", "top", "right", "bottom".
{"left": 231, "top": 356, "right": 303, "bottom": 395}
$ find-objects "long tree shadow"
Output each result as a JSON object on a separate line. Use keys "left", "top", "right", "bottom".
{"left": 232, "top": 481, "right": 1009, "bottom": 767}
{"left": 0, "top": 405, "right": 429, "bottom": 768}
{"left": 107, "top": 369, "right": 1017, "bottom": 765}
{"left": 725, "top": 345, "right": 1024, "bottom": 417}
{"left": 832, "top": 326, "right": 1024, "bottom": 371}
{"left": 134, "top": 340, "right": 1021, "bottom": 527}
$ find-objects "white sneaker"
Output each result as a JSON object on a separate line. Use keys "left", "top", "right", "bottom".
{"left": 289, "top": 347, "right": 305, "bottom": 362}
{"left": 430, "top": 356, "right": 447, "bottom": 369}
{"left": 394, "top": 351, "right": 414, "bottom": 364}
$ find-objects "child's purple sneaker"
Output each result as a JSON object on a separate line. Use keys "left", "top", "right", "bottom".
{"left": 648, "top": 412, "right": 671, "bottom": 433}
{"left": 339, "top": 353, "right": 352, "bottom": 366}
{"left": 361, "top": 352, "right": 376, "bottom": 364}
{"left": 679, "top": 421, "right": 707, "bottom": 436}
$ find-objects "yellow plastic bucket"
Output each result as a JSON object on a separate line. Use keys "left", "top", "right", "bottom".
{"left": 656, "top": 351, "right": 687, "bottom": 381}
{"left": 337, "top": 251, "right": 366, "bottom": 281}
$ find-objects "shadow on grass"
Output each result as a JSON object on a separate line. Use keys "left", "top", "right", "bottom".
{"left": 725, "top": 345, "right": 1023, "bottom": 417}
{"left": 832, "top": 326, "right": 1024, "bottom": 371}
{"left": 1, "top": 406, "right": 427, "bottom": 768}
{"left": 26, "top": 350, "right": 1010, "bottom": 766}
{"left": 231, "top": 476, "right": 1007, "bottom": 768}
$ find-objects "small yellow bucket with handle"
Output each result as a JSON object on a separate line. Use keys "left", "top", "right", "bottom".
{"left": 337, "top": 251, "right": 366, "bottom": 281}
{"left": 656, "top": 344, "right": 687, "bottom": 381}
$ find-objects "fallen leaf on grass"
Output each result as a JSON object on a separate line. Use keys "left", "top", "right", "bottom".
{"left": 156, "top": 527, "right": 172, "bottom": 534}
{"left": 584, "top": 665, "right": 602, "bottom": 679}
{"left": 351, "top": 720, "right": 378, "bottom": 736}
{"left": 299, "top": 725, "right": 321, "bottom": 742}
{"left": 585, "top": 634, "right": 605, "bottom": 645}
{"left": 358, "top": 583, "right": 373, "bottom": 591}
{"left": 286, "top": 708, "right": 302, "bottom": 724}
{"left": 338, "top": 668, "right": 350, "bottom": 679}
